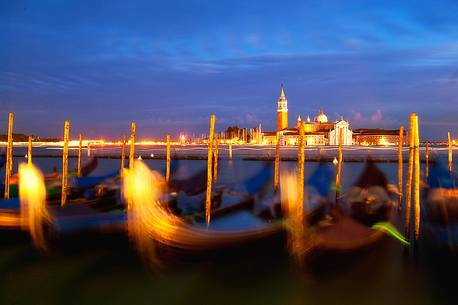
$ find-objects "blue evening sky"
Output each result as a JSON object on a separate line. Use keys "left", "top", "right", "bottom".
{"left": 1, "top": 0, "right": 457, "bottom": 140}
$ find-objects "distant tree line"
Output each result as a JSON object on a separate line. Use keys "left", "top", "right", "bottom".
{"left": 0, "top": 133, "right": 61, "bottom": 142}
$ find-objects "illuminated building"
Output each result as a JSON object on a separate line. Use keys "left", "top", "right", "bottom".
{"left": 328, "top": 118, "right": 353, "bottom": 145}
{"left": 277, "top": 84, "right": 288, "bottom": 130}
{"left": 352, "top": 129, "right": 405, "bottom": 146}
{"left": 263, "top": 87, "right": 353, "bottom": 146}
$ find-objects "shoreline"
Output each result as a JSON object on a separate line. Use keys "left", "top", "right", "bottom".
{"left": 5, "top": 154, "right": 436, "bottom": 163}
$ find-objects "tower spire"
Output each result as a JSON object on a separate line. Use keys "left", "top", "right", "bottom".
{"left": 277, "top": 84, "right": 288, "bottom": 130}
{"left": 280, "top": 83, "right": 286, "bottom": 98}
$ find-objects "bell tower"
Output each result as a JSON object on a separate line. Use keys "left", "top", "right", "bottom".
{"left": 277, "top": 84, "right": 288, "bottom": 130}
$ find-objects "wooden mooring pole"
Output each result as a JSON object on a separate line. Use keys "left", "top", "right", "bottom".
{"left": 61, "top": 120, "right": 70, "bottom": 206}
{"left": 274, "top": 131, "right": 280, "bottom": 192}
{"left": 120, "top": 136, "right": 126, "bottom": 177}
{"left": 77, "top": 133, "right": 83, "bottom": 177}
{"left": 4, "top": 112, "right": 14, "bottom": 199}
{"left": 398, "top": 126, "right": 404, "bottom": 210}
{"left": 405, "top": 114, "right": 415, "bottom": 239}
{"left": 205, "top": 115, "right": 216, "bottom": 225}
{"left": 129, "top": 122, "right": 136, "bottom": 170}
{"left": 213, "top": 136, "right": 219, "bottom": 182}
{"left": 27, "top": 135, "right": 32, "bottom": 165}
{"left": 448, "top": 131, "right": 453, "bottom": 173}
{"left": 166, "top": 134, "right": 171, "bottom": 182}
{"left": 228, "top": 138, "right": 233, "bottom": 160}
{"left": 297, "top": 122, "right": 305, "bottom": 213}
{"left": 336, "top": 128, "right": 343, "bottom": 201}
{"left": 425, "top": 141, "right": 429, "bottom": 178}
{"left": 413, "top": 115, "right": 421, "bottom": 241}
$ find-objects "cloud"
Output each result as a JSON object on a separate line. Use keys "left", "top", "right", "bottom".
{"left": 371, "top": 109, "right": 383, "bottom": 122}
{"left": 351, "top": 111, "right": 363, "bottom": 122}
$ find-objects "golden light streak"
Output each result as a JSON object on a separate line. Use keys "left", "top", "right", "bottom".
{"left": 61, "top": 120, "right": 70, "bottom": 206}
{"left": 123, "top": 160, "right": 170, "bottom": 267}
{"left": 398, "top": 126, "right": 404, "bottom": 209}
{"left": 129, "top": 122, "right": 136, "bottom": 169}
{"left": 280, "top": 170, "right": 307, "bottom": 266}
{"left": 206, "top": 115, "right": 215, "bottom": 225}
{"left": 4, "top": 112, "right": 14, "bottom": 199}
{"left": 19, "top": 163, "right": 52, "bottom": 252}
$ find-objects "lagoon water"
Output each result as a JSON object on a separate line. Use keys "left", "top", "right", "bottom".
{"left": 0, "top": 145, "right": 457, "bottom": 305}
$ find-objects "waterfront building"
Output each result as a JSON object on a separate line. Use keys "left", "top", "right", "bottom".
{"left": 352, "top": 128, "right": 405, "bottom": 145}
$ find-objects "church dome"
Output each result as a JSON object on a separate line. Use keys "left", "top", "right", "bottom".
{"left": 314, "top": 108, "right": 328, "bottom": 123}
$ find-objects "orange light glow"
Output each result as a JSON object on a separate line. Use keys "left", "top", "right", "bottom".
{"left": 122, "top": 160, "right": 178, "bottom": 267}
{"left": 378, "top": 136, "right": 394, "bottom": 146}
{"left": 18, "top": 162, "right": 52, "bottom": 252}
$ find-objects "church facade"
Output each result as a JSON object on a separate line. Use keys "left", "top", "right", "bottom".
{"left": 263, "top": 85, "right": 353, "bottom": 146}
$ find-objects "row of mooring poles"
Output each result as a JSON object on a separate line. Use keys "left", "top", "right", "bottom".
{"left": 9, "top": 116, "right": 86, "bottom": 206}
{"left": 4, "top": 111, "right": 453, "bottom": 235}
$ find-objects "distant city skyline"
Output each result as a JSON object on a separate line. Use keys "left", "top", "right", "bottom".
{"left": 1, "top": 0, "right": 457, "bottom": 140}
